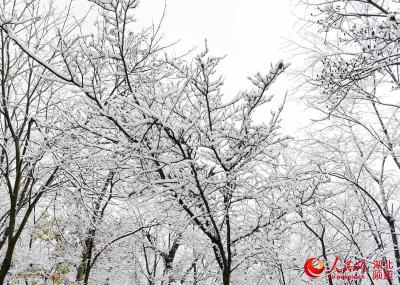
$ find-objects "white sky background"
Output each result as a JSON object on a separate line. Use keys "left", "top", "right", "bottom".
{"left": 69, "top": 0, "right": 312, "bottom": 136}
{"left": 135, "top": 0, "right": 312, "bottom": 136}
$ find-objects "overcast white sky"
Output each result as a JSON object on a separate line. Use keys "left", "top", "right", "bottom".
{"left": 70, "top": 0, "right": 310, "bottom": 134}
{"left": 136, "top": 0, "right": 311, "bottom": 135}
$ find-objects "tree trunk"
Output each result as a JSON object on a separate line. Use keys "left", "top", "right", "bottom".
{"left": 222, "top": 269, "right": 230, "bottom": 285}
{"left": 76, "top": 172, "right": 113, "bottom": 284}
{"left": 320, "top": 236, "right": 333, "bottom": 285}
{"left": 0, "top": 239, "right": 16, "bottom": 284}
{"left": 388, "top": 218, "right": 400, "bottom": 284}
{"left": 0, "top": 194, "right": 17, "bottom": 285}
{"left": 83, "top": 236, "right": 94, "bottom": 285}
{"left": 162, "top": 236, "right": 180, "bottom": 285}
{"left": 76, "top": 233, "right": 94, "bottom": 285}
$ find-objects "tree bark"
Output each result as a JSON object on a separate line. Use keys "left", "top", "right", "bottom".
{"left": 222, "top": 269, "right": 230, "bottom": 285}
{"left": 388, "top": 218, "right": 400, "bottom": 284}
{"left": 76, "top": 232, "right": 95, "bottom": 284}
{"left": 0, "top": 238, "right": 16, "bottom": 284}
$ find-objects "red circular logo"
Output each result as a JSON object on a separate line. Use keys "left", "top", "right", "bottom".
{"left": 304, "top": 257, "right": 325, "bottom": 278}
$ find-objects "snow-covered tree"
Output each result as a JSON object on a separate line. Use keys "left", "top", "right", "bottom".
{"left": 0, "top": 0, "right": 330, "bottom": 284}
{"left": 297, "top": 0, "right": 400, "bottom": 284}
